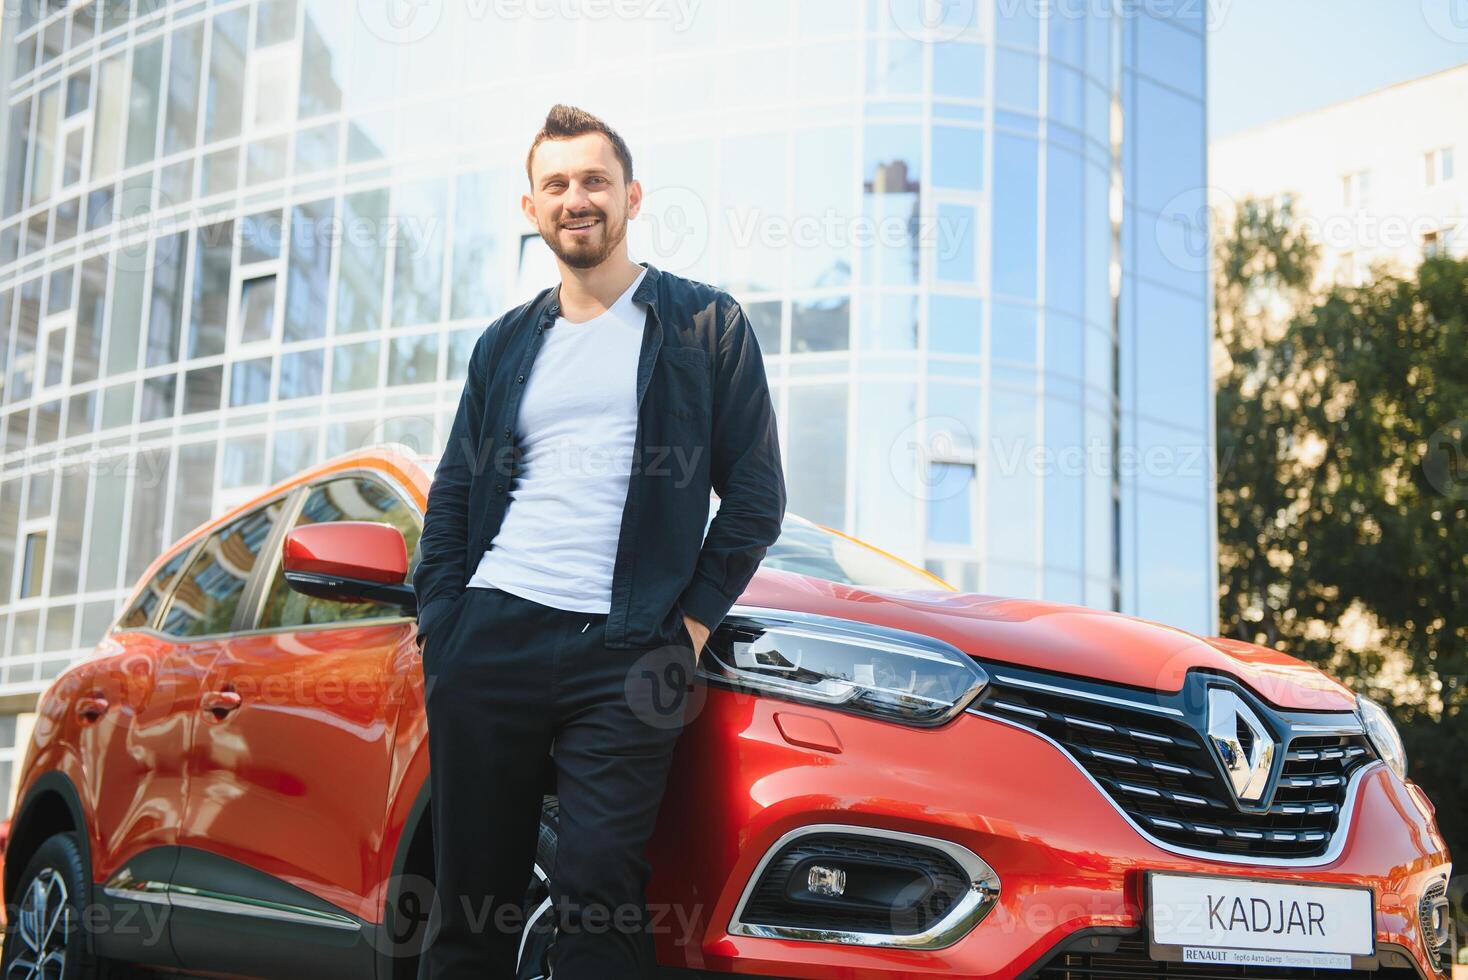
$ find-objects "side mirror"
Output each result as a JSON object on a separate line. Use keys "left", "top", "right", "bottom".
{"left": 281, "top": 522, "right": 417, "bottom": 613}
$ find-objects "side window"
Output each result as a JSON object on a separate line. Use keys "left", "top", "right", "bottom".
{"left": 117, "top": 547, "right": 194, "bottom": 631}
{"left": 158, "top": 497, "right": 288, "bottom": 638}
{"left": 258, "top": 475, "right": 421, "bottom": 630}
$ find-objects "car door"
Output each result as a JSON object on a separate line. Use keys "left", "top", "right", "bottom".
{"left": 80, "top": 542, "right": 202, "bottom": 969}
{"left": 82, "top": 492, "right": 291, "bottom": 965}
{"left": 171, "top": 472, "right": 421, "bottom": 979}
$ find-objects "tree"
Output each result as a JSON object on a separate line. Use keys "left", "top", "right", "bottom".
{"left": 1215, "top": 200, "right": 1465, "bottom": 873}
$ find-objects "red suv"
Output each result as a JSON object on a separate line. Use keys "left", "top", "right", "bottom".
{"left": 0, "top": 447, "right": 1452, "bottom": 979}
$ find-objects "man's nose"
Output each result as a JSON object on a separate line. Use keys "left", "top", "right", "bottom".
{"left": 565, "top": 181, "right": 593, "bottom": 211}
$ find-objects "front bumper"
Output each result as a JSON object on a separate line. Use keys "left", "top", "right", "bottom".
{"left": 648, "top": 690, "right": 1452, "bottom": 980}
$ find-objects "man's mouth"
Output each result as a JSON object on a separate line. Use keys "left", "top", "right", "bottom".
{"left": 562, "top": 216, "right": 601, "bottom": 235}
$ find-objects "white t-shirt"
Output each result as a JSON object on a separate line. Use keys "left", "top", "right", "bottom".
{"left": 467, "top": 267, "right": 649, "bottom": 612}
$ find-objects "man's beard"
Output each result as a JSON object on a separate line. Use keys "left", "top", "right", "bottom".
{"left": 541, "top": 208, "right": 628, "bottom": 270}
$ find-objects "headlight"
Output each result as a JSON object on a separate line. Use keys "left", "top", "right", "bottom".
{"left": 699, "top": 609, "right": 988, "bottom": 727}
{"left": 1357, "top": 695, "right": 1407, "bottom": 780}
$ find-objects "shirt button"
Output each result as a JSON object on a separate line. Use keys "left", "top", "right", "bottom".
{"left": 494, "top": 483, "right": 505, "bottom": 493}
{"left": 517, "top": 374, "right": 525, "bottom": 383}
{"left": 503, "top": 426, "right": 511, "bottom": 437}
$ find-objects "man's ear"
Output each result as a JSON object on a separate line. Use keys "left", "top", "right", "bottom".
{"left": 521, "top": 191, "right": 538, "bottom": 227}
{"left": 625, "top": 179, "right": 644, "bottom": 221}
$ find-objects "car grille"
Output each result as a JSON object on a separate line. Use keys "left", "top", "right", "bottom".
{"left": 978, "top": 669, "right": 1377, "bottom": 860}
{"left": 1028, "top": 935, "right": 1418, "bottom": 979}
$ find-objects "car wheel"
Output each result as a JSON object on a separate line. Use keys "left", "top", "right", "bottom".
{"left": 516, "top": 798, "right": 559, "bottom": 980}
{"left": 1, "top": 831, "right": 119, "bottom": 980}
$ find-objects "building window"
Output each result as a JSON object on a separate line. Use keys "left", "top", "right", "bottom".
{"left": 1340, "top": 170, "right": 1369, "bottom": 209}
{"left": 20, "top": 530, "right": 47, "bottom": 598}
{"left": 1425, "top": 147, "right": 1455, "bottom": 187}
{"left": 1422, "top": 228, "right": 1454, "bottom": 259}
{"left": 926, "top": 461, "right": 976, "bottom": 545}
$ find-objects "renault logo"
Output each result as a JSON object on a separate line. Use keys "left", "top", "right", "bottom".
{"left": 1206, "top": 688, "right": 1276, "bottom": 804}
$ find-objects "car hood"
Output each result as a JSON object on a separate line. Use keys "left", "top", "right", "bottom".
{"left": 738, "top": 569, "right": 1357, "bottom": 713}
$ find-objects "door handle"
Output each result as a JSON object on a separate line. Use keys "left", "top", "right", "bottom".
{"left": 76, "top": 696, "right": 109, "bottom": 722}
{"left": 200, "top": 690, "right": 243, "bottom": 718}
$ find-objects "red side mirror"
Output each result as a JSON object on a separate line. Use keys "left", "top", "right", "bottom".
{"left": 283, "top": 522, "right": 408, "bottom": 584}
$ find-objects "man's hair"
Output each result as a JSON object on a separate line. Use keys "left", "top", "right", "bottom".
{"left": 525, "top": 104, "right": 635, "bottom": 186}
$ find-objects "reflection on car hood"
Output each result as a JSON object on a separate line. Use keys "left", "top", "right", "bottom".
{"left": 737, "top": 568, "right": 1356, "bottom": 713}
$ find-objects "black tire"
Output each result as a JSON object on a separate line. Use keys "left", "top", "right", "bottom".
{"left": 516, "top": 798, "right": 560, "bottom": 980}
{"left": 1, "top": 831, "right": 120, "bottom": 980}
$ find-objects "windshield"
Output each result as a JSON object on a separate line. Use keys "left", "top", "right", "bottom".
{"left": 761, "top": 516, "right": 952, "bottom": 591}
{"left": 705, "top": 499, "right": 951, "bottom": 592}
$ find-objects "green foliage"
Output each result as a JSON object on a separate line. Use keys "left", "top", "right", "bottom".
{"left": 1214, "top": 199, "right": 1465, "bottom": 867}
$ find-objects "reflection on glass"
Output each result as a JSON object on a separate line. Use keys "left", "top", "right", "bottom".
{"left": 792, "top": 127, "right": 855, "bottom": 289}
{"left": 995, "top": 48, "right": 1040, "bottom": 113}
{"left": 992, "top": 301, "right": 1036, "bottom": 365}
{"left": 389, "top": 334, "right": 437, "bottom": 386}
{"left": 183, "top": 366, "right": 222, "bottom": 414}
{"left": 929, "top": 295, "right": 982, "bottom": 355}
{"left": 986, "top": 390, "right": 1037, "bottom": 564}
{"left": 788, "top": 384, "right": 847, "bottom": 528}
{"left": 926, "top": 462, "right": 975, "bottom": 545}
{"left": 119, "top": 531, "right": 188, "bottom": 630}
{"left": 1046, "top": 145, "right": 1084, "bottom": 315}
{"left": 336, "top": 188, "right": 387, "bottom": 333}
{"left": 791, "top": 297, "right": 849, "bottom": 353}
{"left": 932, "top": 126, "right": 983, "bottom": 190}
{"left": 161, "top": 502, "right": 281, "bottom": 637}
{"left": 992, "top": 132, "right": 1037, "bottom": 299}
{"left": 332, "top": 339, "right": 379, "bottom": 392}
{"left": 164, "top": 22, "right": 203, "bottom": 155}
{"left": 451, "top": 172, "right": 505, "bottom": 321}
{"left": 935, "top": 202, "right": 977, "bottom": 283}
{"left": 86, "top": 465, "right": 123, "bottom": 592}
{"left": 721, "top": 132, "right": 788, "bottom": 294}
{"left": 866, "top": 37, "right": 922, "bottom": 96}
{"left": 239, "top": 274, "right": 277, "bottom": 344}
{"left": 280, "top": 349, "right": 323, "bottom": 399}
{"left": 205, "top": 8, "right": 247, "bottom": 143}
{"left": 125, "top": 39, "right": 162, "bottom": 169}
{"left": 123, "top": 447, "right": 170, "bottom": 585}
{"left": 285, "top": 197, "right": 333, "bottom": 342}
{"left": 391, "top": 179, "right": 447, "bottom": 327}
{"left": 230, "top": 356, "right": 271, "bottom": 407}
{"left": 146, "top": 230, "right": 187, "bottom": 367}
{"left": 190, "top": 220, "right": 233, "bottom": 358}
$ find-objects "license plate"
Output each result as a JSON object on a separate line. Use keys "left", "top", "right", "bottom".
{"left": 1148, "top": 872, "right": 1375, "bottom": 971}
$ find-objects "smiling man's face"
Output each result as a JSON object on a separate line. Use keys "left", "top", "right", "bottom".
{"left": 523, "top": 132, "right": 642, "bottom": 271}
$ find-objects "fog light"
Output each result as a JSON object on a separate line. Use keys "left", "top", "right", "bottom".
{"left": 806, "top": 865, "right": 846, "bottom": 898}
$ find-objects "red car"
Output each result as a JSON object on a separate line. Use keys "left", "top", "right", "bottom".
{"left": 0, "top": 447, "right": 1452, "bottom": 979}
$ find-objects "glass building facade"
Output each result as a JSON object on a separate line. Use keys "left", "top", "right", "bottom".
{"left": 0, "top": 0, "right": 1214, "bottom": 805}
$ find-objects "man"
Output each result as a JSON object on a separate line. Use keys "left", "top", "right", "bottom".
{"left": 411, "top": 104, "right": 786, "bottom": 979}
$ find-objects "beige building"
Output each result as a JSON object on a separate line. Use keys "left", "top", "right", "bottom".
{"left": 1211, "top": 64, "right": 1467, "bottom": 288}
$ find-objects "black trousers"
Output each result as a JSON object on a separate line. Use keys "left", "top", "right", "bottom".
{"left": 417, "top": 585, "right": 697, "bottom": 979}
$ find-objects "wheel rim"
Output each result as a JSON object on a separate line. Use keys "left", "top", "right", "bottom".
{"left": 7, "top": 867, "right": 72, "bottom": 980}
{"left": 516, "top": 863, "right": 557, "bottom": 980}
